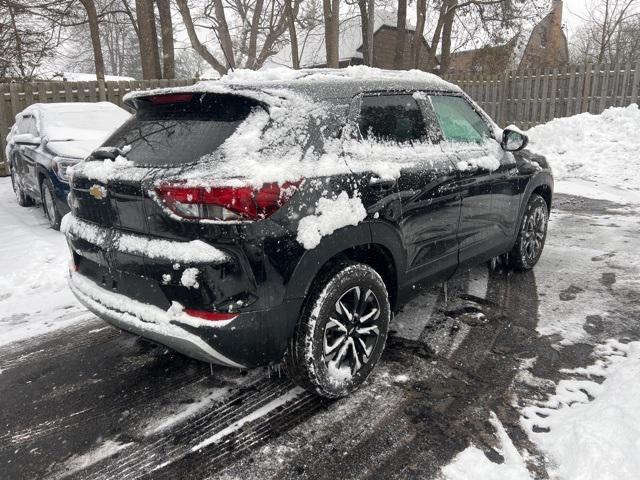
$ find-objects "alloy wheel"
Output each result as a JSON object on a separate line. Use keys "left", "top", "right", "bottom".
{"left": 523, "top": 205, "right": 546, "bottom": 261}
{"left": 43, "top": 183, "right": 57, "bottom": 225}
{"left": 322, "top": 286, "right": 382, "bottom": 376}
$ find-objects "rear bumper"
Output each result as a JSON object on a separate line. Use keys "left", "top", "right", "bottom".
{"left": 69, "top": 271, "right": 302, "bottom": 368}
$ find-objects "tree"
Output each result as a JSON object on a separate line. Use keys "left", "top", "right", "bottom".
{"left": 156, "top": 0, "right": 175, "bottom": 78}
{"left": 285, "top": 0, "right": 301, "bottom": 68}
{"left": 571, "top": 0, "right": 640, "bottom": 64}
{"left": 135, "top": 0, "right": 161, "bottom": 79}
{"left": 177, "top": 0, "right": 298, "bottom": 74}
{"left": 356, "top": 0, "right": 374, "bottom": 66}
{"left": 78, "top": 0, "right": 106, "bottom": 82}
{"left": 0, "top": 0, "right": 67, "bottom": 79}
{"left": 323, "top": 0, "right": 339, "bottom": 67}
{"left": 393, "top": 0, "right": 407, "bottom": 68}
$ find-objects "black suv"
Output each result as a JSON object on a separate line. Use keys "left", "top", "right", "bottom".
{"left": 64, "top": 69, "right": 553, "bottom": 398}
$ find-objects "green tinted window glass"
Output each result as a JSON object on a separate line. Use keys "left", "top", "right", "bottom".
{"left": 429, "top": 95, "right": 490, "bottom": 143}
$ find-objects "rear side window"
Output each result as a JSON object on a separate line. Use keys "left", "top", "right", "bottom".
{"left": 101, "top": 93, "right": 261, "bottom": 167}
{"left": 429, "top": 95, "right": 491, "bottom": 143}
{"left": 357, "top": 94, "right": 428, "bottom": 144}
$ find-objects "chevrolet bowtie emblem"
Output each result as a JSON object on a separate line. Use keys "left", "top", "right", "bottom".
{"left": 89, "top": 185, "right": 107, "bottom": 200}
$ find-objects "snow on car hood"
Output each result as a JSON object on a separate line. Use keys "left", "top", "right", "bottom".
{"left": 47, "top": 139, "right": 106, "bottom": 160}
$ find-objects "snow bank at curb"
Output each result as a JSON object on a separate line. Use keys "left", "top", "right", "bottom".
{"left": 296, "top": 192, "right": 367, "bottom": 249}
{"left": 527, "top": 104, "right": 640, "bottom": 203}
{"left": 521, "top": 339, "right": 640, "bottom": 480}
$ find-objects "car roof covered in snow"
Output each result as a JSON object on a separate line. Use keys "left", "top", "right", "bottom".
{"left": 124, "top": 66, "right": 461, "bottom": 106}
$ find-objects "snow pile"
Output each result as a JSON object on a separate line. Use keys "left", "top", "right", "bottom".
{"left": 527, "top": 104, "right": 640, "bottom": 204}
{"left": 521, "top": 339, "right": 640, "bottom": 480}
{"left": 180, "top": 268, "right": 200, "bottom": 289}
{"left": 441, "top": 412, "right": 532, "bottom": 480}
{"left": 0, "top": 179, "right": 88, "bottom": 346}
{"left": 297, "top": 192, "right": 367, "bottom": 249}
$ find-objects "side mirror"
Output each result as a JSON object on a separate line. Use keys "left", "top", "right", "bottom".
{"left": 501, "top": 128, "right": 528, "bottom": 152}
{"left": 13, "top": 133, "right": 41, "bottom": 146}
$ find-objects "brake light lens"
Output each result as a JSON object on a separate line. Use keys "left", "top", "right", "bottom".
{"left": 147, "top": 93, "right": 193, "bottom": 105}
{"left": 184, "top": 309, "right": 238, "bottom": 322}
{"left": 154, "top": 180, "right": 302, "bottom": 221}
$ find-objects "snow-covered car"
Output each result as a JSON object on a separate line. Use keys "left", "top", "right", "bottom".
{"left": 63, "top": 67, "right": 553, "bottom": 398}
{"left": 6, "top": 102, "right": 130, "bottom": 229}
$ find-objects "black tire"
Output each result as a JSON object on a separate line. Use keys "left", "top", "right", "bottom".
{"left": 41, "top": 177, "right": 62, "bottom": 230}
{"left": 286, "top": 262, "right": 391, "bottom": 398}
{"left": 10, "top": 166, "right": 34, "bottom": 207}
{"left": 506, "top": 193, "right": 548, "bottom": 271}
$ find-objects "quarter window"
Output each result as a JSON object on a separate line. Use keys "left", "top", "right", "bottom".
{"left": 357, "top": 94, "right": 428, "bottom": 144}
{"left": 429, "top": 95, "right": 490, "bottom": 143}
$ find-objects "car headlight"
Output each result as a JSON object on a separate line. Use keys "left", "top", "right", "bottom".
{"left": 53, "top": 157, "right": 79, "bottom": 183}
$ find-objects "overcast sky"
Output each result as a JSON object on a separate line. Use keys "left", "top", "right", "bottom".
{"left": 564, "top": 0, "right": 590, "bottom": 38}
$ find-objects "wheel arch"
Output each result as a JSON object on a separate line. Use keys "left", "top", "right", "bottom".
{"left": 285, "top": 225, "right": 401, "bottom": 312}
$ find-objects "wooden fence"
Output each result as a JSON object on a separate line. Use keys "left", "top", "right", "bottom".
{"left": 444, "top": 62, "right": 640, "bottom": 129}
{"left": 1, "top": 63, "right": 639, "bottom": 176}
{"left": 0, "top": 78, "right": 196, "bottom": 176}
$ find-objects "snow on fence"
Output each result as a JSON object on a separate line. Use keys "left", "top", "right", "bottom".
{"left": 444, "top": 62, "right": 640, "bottom": 130}
{"left": 1, "top": 63, "right": 639, "bottom": 176}
{"left": 0, "top": 78, "right": 197, "bottom": 176}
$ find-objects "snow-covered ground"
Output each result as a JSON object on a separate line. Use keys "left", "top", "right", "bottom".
{"left": 0, "top": 179, "right": 90, "bottom": 346}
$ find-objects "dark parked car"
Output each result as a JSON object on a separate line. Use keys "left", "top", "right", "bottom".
{"left": 7, "top": 102, "right": 130, "bottom": 229}
{"left": 64, "top": 69, "right": 553, "bottom": 398}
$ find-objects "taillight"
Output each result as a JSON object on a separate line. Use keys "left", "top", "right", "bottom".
{"left": 154, "top": 180, "right": 302, "bottom": 221}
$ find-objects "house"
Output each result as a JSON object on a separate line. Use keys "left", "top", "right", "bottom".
{"left": 445, "top": 37, "right": 520, "bottom": 75}
{"left": 518, "top": 0, "right": 569, "bottom": 71}
{"left": 442, "top": 0, "right": 569, "bottom": 75}
{"left": 267, "top": 11, "right": 433, "bottom": 70}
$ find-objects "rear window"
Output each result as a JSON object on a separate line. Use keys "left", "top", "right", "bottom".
{"left": 100, "top": 93, "right": 262, "bottom": 167}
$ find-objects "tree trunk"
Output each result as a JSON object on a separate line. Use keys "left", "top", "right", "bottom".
{"left": 79, "top": 0, "right": 106, "bottom": 82}
{"left": 367, "top": 0, "right": 374, "bottom": 65}
{"left": 439, "top": 0, "right": 456, "bottom": 73}
{"left": 323, "top": 0, "right": 339, "bottom": 68}
{"left": 135, "top": 0, "right": 161, "bottom": 79}
{"left": 411, "top": 0, "right": 426, "bottom": 69}
{"left": 284, "top": 0, "right": 300, "bottom": 69}
{"left": 8, "top": 7, "right": 26, "bottom": 78}
{"left": 156, "top": 0, "right": 175, "bottom": 78}
{"left": 212, "top": 0, "right": 236, "bottom": 69}
{"left": 393, "top": 0, "right": 407, "bottom": 69}
{"left": 357, "top": 0, "right": 370, "bottom": 66}
{"left": 246, "top": 0, "right": 264, "bottom": 69}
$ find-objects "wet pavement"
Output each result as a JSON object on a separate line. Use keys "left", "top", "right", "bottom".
{"left": 1, "top": 194, "right": 639, "bottom": 480}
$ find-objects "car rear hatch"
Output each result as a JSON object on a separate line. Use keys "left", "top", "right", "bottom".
{"left": 67, "top": 92, "right": 267, "bottom": 311}
{"left": 71, "top": 92, "right": 264, "bottom": 235}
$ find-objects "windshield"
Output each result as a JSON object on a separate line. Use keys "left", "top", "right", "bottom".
{"left": 42, "top": 108, "right": 129, "bottom": 141}
{"left": 99, "top": 93, "right": 263, "bottom": 167}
